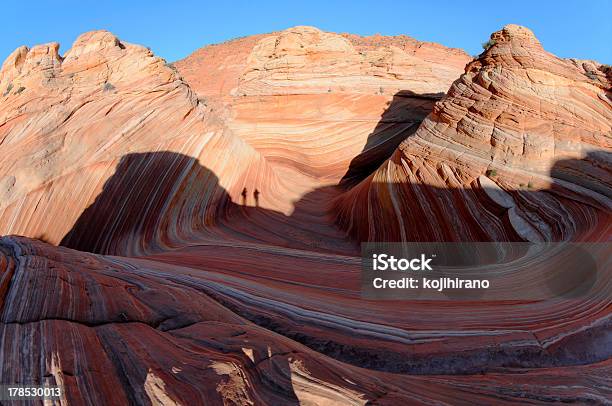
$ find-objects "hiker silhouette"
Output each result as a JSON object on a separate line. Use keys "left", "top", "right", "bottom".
{"left": 241, "top": 187, "right": 247, "bottom": 205}
{"left": 254, "top": 189, "right": 260, "bottom": 207}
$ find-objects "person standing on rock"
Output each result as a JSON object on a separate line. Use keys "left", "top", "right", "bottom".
{"left": 254, "top": 189, "right": 260, "bottom": 207}
{"left": 241, "top": 187, "right": 247, "bottom": 205}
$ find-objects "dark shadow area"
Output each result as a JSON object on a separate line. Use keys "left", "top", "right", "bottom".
{"left": 335, "top": 132, "right": 612, "bottom": 242}
{"left": 253, "top": 188, "right": 260, "bottom": 207}
{"left": 241, "top": 187, "right": 247, "bottom": 205}
{"left": 339, "top": 90, "right": 444, "bottom": 188}
{"left": 550, "top": 150, "right": 612, "bottom": 199}
{"left": 56, "top": 146, "right": 612, "bottom": 375}
{"left": 59, "top": 90, "right": 450, "bottom": 254}
{"left": 60, "top": 151, "right": 232, "bottom": 254}
{"left": 60, "top": 151, "right": 358, "bottom": 255}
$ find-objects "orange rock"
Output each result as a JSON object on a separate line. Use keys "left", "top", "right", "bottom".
{"left": 0, "top": 25, "right": 610, "bottom": 404}
{"left": 0, "top": 26, "right": 470, "bottom": 251}
{"left": 333, "top": 25, "right": 611, "bottom": 242}
{"left": 0, "top": 30, "right": 286, "bottom": 253}
{"left": 176, "top": 26, "right": 470, "bottom": 181}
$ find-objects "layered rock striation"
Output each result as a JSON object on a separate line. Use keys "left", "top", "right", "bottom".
{"left": 333, "top": 25, "right": 612, "bottom": 242}
{"left": 0, "top": 25, "right": 610, "bottom": 404}
{"left": 1, "top": 235, "right": 611, "bottom": 404}
{"left": 0, "top": 30, "right": 292, "bottom": 255}
{"left": 176, "top": 26, "right": 471, "bottom": 182}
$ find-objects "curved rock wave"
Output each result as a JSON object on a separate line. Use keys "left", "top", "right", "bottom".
{"left": 0, "top": 25, "right": 610, "bottom": 404}
{"left": 1, "top": 236, "right": 611, "bottom": 404}
{"left": 333, "top": 25, "right": 611, "bottom": 242}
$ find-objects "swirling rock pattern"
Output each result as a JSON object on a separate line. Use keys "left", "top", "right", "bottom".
{"left": 2, "top": 236, "right": 611, "bottom": 404}
{"left": 334, "top": 25, "right": 612, "bottom": 242}
{"left": 176, "top": 26, "right": 471, "bottom": 182}
{"left": 0, "top": 30, "right": 292, "bottom": 254}
{"left": 0, "top": 27, "right": 469, "bottom": 252}
{"left": 0, "top": 25, "right": 610, "bottom": 404}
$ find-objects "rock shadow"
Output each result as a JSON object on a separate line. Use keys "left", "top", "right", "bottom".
{"left": 59, "top": 151, "right": 358, "bottom": 255}
{"left": 58, "top": 89, "right": 452, "bottom": 255}
{"left": 339, "top": 90, "right": 444, "bottom": 188}
{"left": 60, "top": 151, "right": 232, "bottom": 254}
{"left": 56, "top": 146, "right": 611, "bottom": 376}
{"left": 550, "top": 150, "right": 612, "bottom": 199}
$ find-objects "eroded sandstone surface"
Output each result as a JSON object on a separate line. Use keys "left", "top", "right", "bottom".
{"left": 175, "top": 26, "right": 471, "bottom": 183}
{"left": 334, "top": 24, "right": 611, "bottom": 242}
{"left": 0, "top": 25, "right": 610, "bottom": 404}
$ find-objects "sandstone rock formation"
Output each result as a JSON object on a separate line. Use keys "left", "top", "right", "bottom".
{"left": 0, "top": 25, "right": 610, "bottom": 404}
{"left": 0, "top": 30, "right": 290, "bottom": 255}
{"left": 176, "top": 26, "right": 471, "bottom": 182}
{"left": 334, "top": 24, "right": 612, "bottom": 242}
{"left": 0, "top": 26, "right": 470, "bottom": 254}
{"left": 2, "top": 235, "right": 611, "bottom": 404}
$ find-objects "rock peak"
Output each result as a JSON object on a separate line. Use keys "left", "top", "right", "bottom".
{"left": 247, "top": 24, "right": 354, "bottom": 61}
{"left": 284, "top": 25, "right": 323, "bottom": 33}
{"left": 73, "top": 30, "right": 121, "bottom": 46}
{"left": 491, "top": 24, "right": 540, "bottom": 46}
{"left": 65, "top": 30, "right": 125, "bottom": 59}
{"left": 465, "top": 24, "right": 545, "bottom": 73}
{"left": 0, "top": 43, "right": 62, "bottom": 86}
{"left": 0, "top": 46, "right": 29, "bottom": 77}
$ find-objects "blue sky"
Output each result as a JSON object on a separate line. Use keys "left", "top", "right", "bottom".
{"left": 3, "top": 1, "right": 610, "bottom": 64}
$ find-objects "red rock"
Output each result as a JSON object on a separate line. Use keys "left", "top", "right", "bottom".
{"left": 2, "top": 236, "right": 611, "bottom": 404}
{"left": 175, "top": 26, "right": 471, "bottom": 181}
{"left": 0, "top": 25, "right": 610, "bottom": 404}
{"left": 333, "top": 25, "right": 612, "bottom": 242}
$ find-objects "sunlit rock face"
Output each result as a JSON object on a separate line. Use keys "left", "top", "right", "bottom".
{"left": 0, "top": 30, "right": 287, "bottom": 255}
{"left": 0, "top": 26, "right": 469, "bottom": 255}
{"left": 176, "top": 26, "right": 471, "bottom": 181}
{"left": 334, "top": 25, "right": 612, "bottom": 242}
{"left": 0, "top": 25, "right": 611, "bottom": 405}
